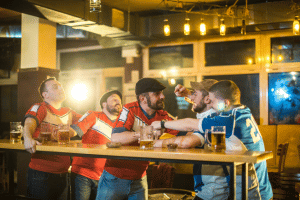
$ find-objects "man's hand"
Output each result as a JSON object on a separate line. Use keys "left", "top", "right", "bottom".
{"left": 24, "top": 137, "right": 41, "bottom": 154}
{"left": 151, "top": 121, "right": 162, "bottom": 130}
{"left": 174, "top": 84, "right": 191, "bottom": 97}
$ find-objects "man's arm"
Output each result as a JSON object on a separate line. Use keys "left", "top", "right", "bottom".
{"left": 23, "top": 118, "right": 41, "bottom": 154}
{"left": 152, "top": 118, "right": 200, "bottom": 132}
{"left": 154, "top": 134, "right": 202, "bottom": 149}
{"left": 111, "top": 131, "right": 139, "bottom": 145}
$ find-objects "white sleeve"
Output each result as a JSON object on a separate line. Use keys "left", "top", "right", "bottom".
{"left": 192, "top": 132, "right": 205, "bottom": 147}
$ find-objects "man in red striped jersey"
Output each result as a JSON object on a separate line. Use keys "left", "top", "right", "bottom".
{"left": 96, "top": 78, "right": 186, "bottom": 200}
{"left": 70, "top": 90, "right": 122, "bottom": 200}
{"left": 23, "top": 77, "right": 81, "bottom": 200}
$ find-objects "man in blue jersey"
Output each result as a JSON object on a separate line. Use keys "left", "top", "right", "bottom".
{"left": 152, "top": 80, "right": 273, "bottom": 200}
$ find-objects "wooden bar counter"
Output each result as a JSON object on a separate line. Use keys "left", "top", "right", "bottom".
{"left": 0, "top": 139, "right": 273, "bottom": 200}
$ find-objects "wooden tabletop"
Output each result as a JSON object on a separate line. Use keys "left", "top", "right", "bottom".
{"left": 0, "top": 139, "right": 273, "bottom": 164}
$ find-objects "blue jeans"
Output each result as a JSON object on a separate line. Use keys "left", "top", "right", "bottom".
{"left": 71, "top": 173, "right": 99, "bottom": 200}
{"left": 27, "top": 168, "right": 68, "bottom": 200}
{"left": 96, "top": 170, "right": 148, "bottom": 200}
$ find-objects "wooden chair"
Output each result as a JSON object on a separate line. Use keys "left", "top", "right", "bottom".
{"left": 277, "top": 142, "right": 289, "bottom": 173}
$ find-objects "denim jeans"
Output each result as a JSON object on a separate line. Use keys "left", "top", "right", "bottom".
{"left": 71, "top": 173, "right": 99, "bottom": 200}
{"left": 96, "top": 170, "right": 148, "bottom": 200}
{"left": 27, "top": 168, "right": 68, "bottom": 200}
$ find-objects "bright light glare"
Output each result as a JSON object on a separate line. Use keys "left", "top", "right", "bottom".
{"left": 71, "top": 83, "right": 88, "bottom": 101}
{"left": 248, "top": 58, "right": 253, "bottom": 64}
{"left": 271, "top": 88, "right": 274, "bottom": 92}
{"left": 217, "top": 102, "right": 225, "bottom": 111}
{"left": 291, "top": 72, "right": 297, "bottom": 76}
{"left": 293, "top": 76, "right": 296, "bottom": 80}
{"left": 275, "top": 88, "right": 289, "bottom": 99}
{"left": 170, "top": 78, "right": 176, "bottom": 85}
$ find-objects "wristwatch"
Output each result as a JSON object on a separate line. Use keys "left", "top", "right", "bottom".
{"left": 161, "top": 120, "right": 166, "bottom": 129}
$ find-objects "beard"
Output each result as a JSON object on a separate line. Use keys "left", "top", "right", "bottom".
{"left": 146, "top": 95, "right": 165, "bottom": 110}
{"left": 192, "top": 99, "right": 206, "bottom": 113}
{"left": 107, "top": 104, "right": 121, "bottom": 115}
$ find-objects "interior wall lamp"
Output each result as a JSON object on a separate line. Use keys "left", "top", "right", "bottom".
{"left": 220, "top": 18, "right": 226, "bottom": 36}
{"left": 164, "top": 19, "right": 171, "bottom": 36}
{"left": 199, "top": 18, "right": 206, "bottom": 35}
{"left": 90, "top": 0, "right": 101, "bottom": 12}
{"left": 184, "top": 17, "right": 191, "bottom": 35}
{"left": 293, "top": 16, "right": 299, "bottom": 35}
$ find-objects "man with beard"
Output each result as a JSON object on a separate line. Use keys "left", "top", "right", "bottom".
{"left": 70, "top": 90, "right": 122, "bottom": 200}
{"left": 96, "top": 78, "right": 184, "bottom": 200}
{"left": 23, "top": 77, "right": 81, "bottom": 200}
{"left": 153, "top": 79, "right": 217, "bottom": 148}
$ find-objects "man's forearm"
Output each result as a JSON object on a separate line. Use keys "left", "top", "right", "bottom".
{"left": 155, "top": 135, "right": 202, "bottom": 149}
{"left": 111, "top": 131, "right": 139, "bottom": 145}
{"left": 164, "top": 118, "right": 200, "bottom": 132}
{"left": 23, "top": 118, "right": 37, "bottom": 140}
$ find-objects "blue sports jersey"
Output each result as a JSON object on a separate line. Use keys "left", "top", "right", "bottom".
{"left": 193, "top": 106, "right": 273, "bottom": 200}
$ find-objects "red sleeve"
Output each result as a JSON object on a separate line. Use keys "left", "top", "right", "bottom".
{"left": 25, "top": 103, "right": 47, "bottom": 126}
{"left": 75, "top": 111, "right": 96, "bottom": 134}
{"left": 71, "top": 110, "right": 82, "bottom": 124}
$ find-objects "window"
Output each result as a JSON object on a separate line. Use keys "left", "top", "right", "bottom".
{"left": 149, "top": 44, "right": 193, "bottom": 70}
{"left": 204, "top": 74, "right": 260, "bottom": 124}
{"left": 205, "top": 40, "right": 256, "bottom": 66}
{"left": 271, "top": 36, "right": 300, "bottom": 63}
{"left": 268, "top": 72, "right": 300, "bottom": 124}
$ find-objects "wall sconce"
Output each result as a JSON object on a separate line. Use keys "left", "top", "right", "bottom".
{"left": 164, "top": 19, "right": 170, "bottom": 36}
{"left": 241, "top": 19, "right": 246, "bottom": 35}
{"left": 90, "top": 0, "right": 101, "bottom": 12}
{"left": 220, "top": 18, "right": 226, "bottom": 36}
{"left": 184, "top": 17, "right": 190, "bottom": 35}
{"left": 199, "top": 19, "right": 206, "bottom": 36}
{"left": 293, "top": 16, "right": 299, "bottom": 35}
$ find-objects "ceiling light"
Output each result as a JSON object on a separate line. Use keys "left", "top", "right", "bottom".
{"left": 241, "top": 19, "right": 246, "bottom": 35}
{"left": 220, "top": 18, "right": 226, "bottom": 36}
{"left": 90, "top": 0, "right": 101, "bottom": 12}
{"left": 184, "top": 17, "right": 190, "bottom": 35}
{"left": 164, "top": 19, "right": 170, "bottom": 36}
{"left": 293, "top": 16, "right": 299, "bottom": 35}
{"left": 200, "top": 19, "right": 206, "bottom": 36}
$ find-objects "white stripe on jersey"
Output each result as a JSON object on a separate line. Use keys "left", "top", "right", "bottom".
{"left": 119, "top": 108, "right": 129, "bottom": 123}
{"left": 79, "top": 112, "right": 90, "bottom": 122}
{"left": 92, "top": 119, "right": 112, "bottom": 139}
{"left": 30, "top": 105, "right": 40, "bottom": 113}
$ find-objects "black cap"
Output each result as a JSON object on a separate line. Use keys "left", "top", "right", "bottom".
{"left": 135, "top": 78, "right": 166, "bottom": 95}
{"left": 100, "top": 90, "right": 122, "bottom": 109}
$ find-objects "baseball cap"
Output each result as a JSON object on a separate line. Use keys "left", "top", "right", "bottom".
{"left": 135, "top": 78, "right": 166, "bottom": 95}
{"left": 190, "top": 79, "right": 218, "bottom": 92}
{"left": 100, "top": 90, "right": 122, "bottom": 109}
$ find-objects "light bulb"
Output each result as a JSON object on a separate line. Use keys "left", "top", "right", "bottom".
{"left": 220, "top": 19, "right": 226, "bottom": 36}
{"left": 200, "top": 21, "right": 206, "bottom": 36}
{"left": 293, "top": 16, "right": 299, "bottom": 35}
{"left": 164, "top": 19, "right": 170, "bottom": 36}
{"left": 184, "top": 18, "right": 190, "bottom": 35}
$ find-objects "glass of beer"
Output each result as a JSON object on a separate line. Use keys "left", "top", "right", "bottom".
{"left": 10, "top": 122, "right": 23, "bottom": 143}
{"left": 39, "top": 122, "right": 52, "bottom": 144}
{"left": 57, "top": 124, "right": 70, "bottom": 145}
{"left": 139, "top": 126, "right": 155, "bottom": 150}
{"left": 211, "top": 126, "right": 226, "bottom": 152}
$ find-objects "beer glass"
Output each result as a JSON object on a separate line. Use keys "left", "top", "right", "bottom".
{"left": 57, "top": 124, "right": 70, "bottom": 144}
{"left": 139, "top": 126, "right": 156, "bottom": 150}
{"left": 205, "top": 126, "right": 226, "bottom": 152}
{"left": 10, "top": 122, "right": 22, "bottom": 143}
{"left": 39, "top": 122, "right": 52, "bottom": 144}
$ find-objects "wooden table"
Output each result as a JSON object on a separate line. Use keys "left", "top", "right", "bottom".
{"left": 0, "top": 139, "right": 273, "bottom": 200}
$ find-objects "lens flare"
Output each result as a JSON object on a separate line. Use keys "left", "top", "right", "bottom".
{"left": 71, "top": 83, "right": 88, "bottom": 101}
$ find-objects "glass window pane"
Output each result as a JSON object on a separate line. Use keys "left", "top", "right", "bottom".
{"left": 271, "top": 36, "right": 300, "bottom": 63}
{"left": 149, "top": 44, "right": 193, "bottom": 70}
{"left": 157, "top": 77, "right": 196, "bottom": 119}
{"left": 205, "top": 40, "right": 256, "bottom": 66}
{"left": 204, "top": 74, "right": 260, "bottom": 124}
{"left": 268, "top": 72, "right": 300, "bottom": 124}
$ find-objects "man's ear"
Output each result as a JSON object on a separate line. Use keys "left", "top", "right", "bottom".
{"left": 42, "top": 91, "right": 48, "bottom": 100}
{"left": 139, "top": 94, "right": 147, "bottom": 104}
{"left": 102, "top": 102, "right": 107, "bottom": 109}
{"left": 203, "top": 95, "right": 211, "bottom": 104}
{"left": 224, "top": 99, "right": 230, "bottom": 107}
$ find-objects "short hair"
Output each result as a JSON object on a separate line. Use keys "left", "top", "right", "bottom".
{"left": 136, "top": 92, "right": 149, "bottom": 103}
{"left": 209, "top": 80, "right": 240, "bottom": 103}
{"left": 38, "top": 77, "right": 56, "bottom": 99}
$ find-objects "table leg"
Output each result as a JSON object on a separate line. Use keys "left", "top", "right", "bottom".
{"left": 242, "top": 163, "right": 248, "bottom": 200}
{"left": 229, "top": 162, "right": 236, "bottom": 200}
